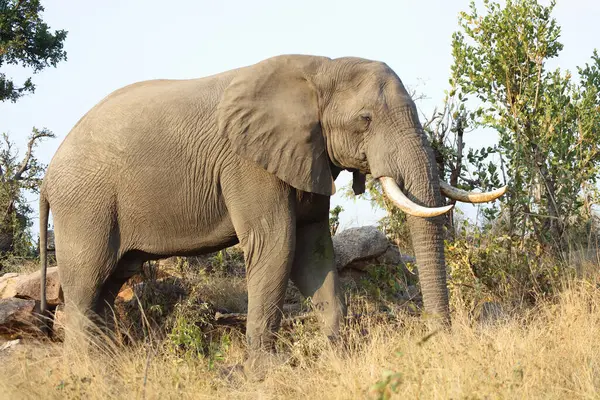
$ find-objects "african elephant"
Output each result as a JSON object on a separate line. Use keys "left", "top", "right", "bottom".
{"left": 38, "top": 54, "right": 504, "bottom": 370}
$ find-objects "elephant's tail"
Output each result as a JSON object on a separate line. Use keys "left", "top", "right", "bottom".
{"left": 39, "top": 190, "right": 50, "bottom": 329}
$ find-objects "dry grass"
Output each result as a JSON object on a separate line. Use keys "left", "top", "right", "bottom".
{"left": 0, "top": 257, "right": 41, "bottom": 275}
{"left": 1, "top": 270, "right": 600, "bottom": 400}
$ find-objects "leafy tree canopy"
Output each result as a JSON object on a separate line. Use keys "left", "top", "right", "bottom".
{"left": 0, "top": 0, "right": 67, "bottom": 102}
{"left": 0, "top": 0, "right": 65, "bottom": 260}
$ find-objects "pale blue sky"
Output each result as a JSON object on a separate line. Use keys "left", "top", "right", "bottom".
{"left": 1, "top": 0, "right": 599, "bottom": 236}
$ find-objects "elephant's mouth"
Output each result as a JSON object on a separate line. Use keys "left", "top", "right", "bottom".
{"left": 379, "top": 177, "right": 507, "bottom": 218}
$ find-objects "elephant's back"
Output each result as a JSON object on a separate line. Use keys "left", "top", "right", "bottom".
{"left": 46, "top": 70, "right": 238, "bottom": 177}
{"left": 65, "top": 72, "right": 235, "bottom": 145}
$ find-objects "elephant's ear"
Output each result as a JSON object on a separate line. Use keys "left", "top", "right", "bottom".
{"left": 217, "top": 56, "right": 335, "bottom": 196}
{"left": 352, "top": 171, "right": 366, "bottom": 195}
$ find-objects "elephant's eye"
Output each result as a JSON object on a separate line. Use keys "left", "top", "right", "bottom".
{"left": 354, "top": 112, "right": 372, "bottom": 132}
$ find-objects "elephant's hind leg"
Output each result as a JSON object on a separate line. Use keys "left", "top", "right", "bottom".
{"left": 93, "top": 275, "right": 136, "bottom": 342}
{"left": 93, "top": 254, "right": 143, "bottom": 326}
{"left": 59, "top": 261, "right": 118, "bottom": 349}
{"left": 54, "top": 225, "right": 119, "bottom": 349}
{"left": 290, "top": 220, "right": 346, "bottom": 340}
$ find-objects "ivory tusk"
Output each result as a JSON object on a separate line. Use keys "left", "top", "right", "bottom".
{"left": 379, "top": 177, "right": 453, "bottom": 218}
{"left": 439, "top": 181, "right": 507, "bottom": 203}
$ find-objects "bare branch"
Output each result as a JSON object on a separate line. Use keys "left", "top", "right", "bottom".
{"left": 422, "top": 106, "right": 439, "bottom": 131}
{"left": 12, "top": 129, "right": 55, "bottom": 181}
{"left": 214, "top": 311, "right": 315, "bottom": 329}
{"left": 459, "top": 177, "right": 481, "bottom": 187}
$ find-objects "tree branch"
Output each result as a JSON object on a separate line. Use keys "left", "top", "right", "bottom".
{"left": 12, "top": 129, "right": 54, "bottom": 181}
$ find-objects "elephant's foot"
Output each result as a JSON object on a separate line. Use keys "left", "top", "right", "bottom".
{"left": 243, "top": 350, "right": 289, "bottom": 382}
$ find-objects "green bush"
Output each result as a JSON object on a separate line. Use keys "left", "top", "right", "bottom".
{"left": 445, "top": 221, "right": 573, "bottom": 314}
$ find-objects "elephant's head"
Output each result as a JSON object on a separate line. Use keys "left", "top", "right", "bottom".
{"left": 218, "top": 55, "right": 505, "bottom": 324}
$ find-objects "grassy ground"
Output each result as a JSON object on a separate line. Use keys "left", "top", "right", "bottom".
{"left": 1, "top": 254, "right": 600, "bottom": 399}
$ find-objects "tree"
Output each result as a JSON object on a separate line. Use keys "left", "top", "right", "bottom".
{"left": 422, "top": 79, "right": 504, "bottom": 237}
{"left": 0, "top": 0, "right": 66, "bottom": 259}
{"left": 451, "top": 0, "right": 600, "bottom": 254}
{"left": 0, "top": 128, "right": 54, "bottom": 254}
{"left": 0, "top": 0, "right": 67, "bottom": 102}
{"left": 329, "top": 205, "right": 343, "bottom": 236}
{"left": 345, "top": 0, "right": 599, "bottom": 260}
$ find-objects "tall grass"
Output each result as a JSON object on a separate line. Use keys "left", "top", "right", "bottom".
{"left": 1, "top": 269, "right": 600, "bottom": 399}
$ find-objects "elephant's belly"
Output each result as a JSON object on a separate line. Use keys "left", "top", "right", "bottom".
{"left": 127, "top": 217, "right": 238, "bottom": 258}
{"left": 118, "top": 192, "right": 239, "bottom": 257}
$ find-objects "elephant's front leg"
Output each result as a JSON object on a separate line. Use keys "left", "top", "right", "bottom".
{"left": 224, "top": 174, "right": 297, "bottom": 378}
{"left": 237, "top": 216, "right": 295, "bottom": 379}
{"left": 241, "top": 217, "right": 295, "bottom": 354}
{"left": 290, "top": 220, "right": 346, "bottom": 340}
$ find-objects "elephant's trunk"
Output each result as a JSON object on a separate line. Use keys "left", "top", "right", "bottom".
{"left": 406, "top": 209, "right": 450, "bottom": 326}
{"left": 402, "top": 140, "right": 451, "bottom": 325}
{"left": 368, "top": 123, "right": 451, "bottom": 325}
{"left": 379, "top": 174, "right": 450, "bottom": 325}
{"left": 399, "top": 145, "right": 451, "bottom": 325}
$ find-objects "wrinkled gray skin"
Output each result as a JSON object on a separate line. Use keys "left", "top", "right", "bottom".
{"left": 39, "top": 54, "right": 449, "bottom": 369}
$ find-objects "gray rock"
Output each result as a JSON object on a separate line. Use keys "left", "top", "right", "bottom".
{"left": 375, "top": 246, "right": 416, "bottom": 266}
{"left": 333, "top": 226, "right": 390, "bottom": 270}
{"left": 0, "top": 298, "right": 37, "bottom": 335}
{"left": 0, "top": 273, "right": 19, "bottom": 299}
{"left": 1, "top": 267, "right": 62, "bottom": 306}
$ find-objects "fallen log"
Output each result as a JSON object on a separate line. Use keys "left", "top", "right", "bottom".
{"left": 214, "top": 311, "right": 315, "bottom": 329}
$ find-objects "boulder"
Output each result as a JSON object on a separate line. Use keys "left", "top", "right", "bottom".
{"left": 0, "top": 298, "right": 37, "bottom": 335}
{"left": 333, "top": 226, "right": 390, "bottom": 270}
{"left": 332, "top": 226, "right": 416, "bottom": 285}
{"left": 116, "top": 279, "right": 186, "bottom": 304}
{"left": 117, "top": 286, "right": 135, "bottom": 303}
{"left": 0, "top": 273, "right": 20, "bottom": 299}
{"left": 375, "top": 246, "right": 416, "bottom": 267}
{"left": 0, "top": 267, "right": 62, "bottom": 306}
